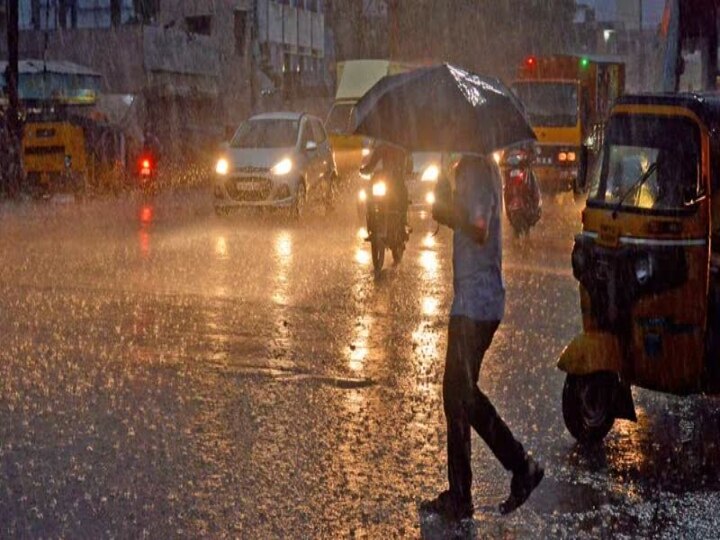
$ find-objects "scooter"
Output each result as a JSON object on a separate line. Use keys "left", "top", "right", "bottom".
{"left": 360, "top": 171, "right": 409, "bottom": 276}
{"left": 500, "top": 147, "right": 541, "bottom": 237}
{"left": 136, "top": 152, "right": 158, "bottom": 194}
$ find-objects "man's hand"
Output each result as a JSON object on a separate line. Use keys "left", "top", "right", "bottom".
{"left": 460, "top": 217, "right": 489, "bottom": 245}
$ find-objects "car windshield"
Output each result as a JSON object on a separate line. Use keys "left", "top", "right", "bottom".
{"left": 230, "top": 119, "right": 299, "bottom": 148}
{"left": 512, "top": 82, "right": 578, "bottom": 127}
{"left": 588, "top": 115, "right": 701, "bottom": 211}
{"left": 325, "top": 103, "right": 355, "bottom": 135}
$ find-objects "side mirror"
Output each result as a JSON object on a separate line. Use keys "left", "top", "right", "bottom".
{"left": 306, "top": 141, "right": 318, "bottom": 152}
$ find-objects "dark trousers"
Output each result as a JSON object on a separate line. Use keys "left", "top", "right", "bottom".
{"left": 443, "top": 316, "right": 526, "bottom": 505}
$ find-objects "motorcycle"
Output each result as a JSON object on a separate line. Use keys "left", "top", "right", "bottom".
{"left": 136, "top": 151, "right": 158, "bottom": 194}
{"left": 359, "top": 171, "right": 409, "bottom": 275}
{"left": 499, "top": 147, "right": 541, "bottom": 237}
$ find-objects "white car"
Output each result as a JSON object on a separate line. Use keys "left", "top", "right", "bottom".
{"left": 214, "top": 112, "right": 337, "bottom": 218}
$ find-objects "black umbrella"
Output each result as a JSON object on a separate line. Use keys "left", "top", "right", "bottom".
{"left": 352, "top": 64, "right": 535, "bottom": 155}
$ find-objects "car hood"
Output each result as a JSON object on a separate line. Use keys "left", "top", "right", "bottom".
{"left": 225, "top": 147, "right": 296, "bottom": 170}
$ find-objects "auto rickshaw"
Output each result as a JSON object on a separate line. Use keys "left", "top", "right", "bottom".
{"left": 558, "top": 92, "right": 720, "bottom": 443}
{"left": 23, "top": 106, "right": 128, "bottom": 197}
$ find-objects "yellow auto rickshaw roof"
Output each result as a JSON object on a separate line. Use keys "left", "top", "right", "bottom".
{"left": 615, "top": 93, "right": 720, "bottom": 130}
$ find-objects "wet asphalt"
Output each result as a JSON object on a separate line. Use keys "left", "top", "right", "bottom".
{"left": 1, "top": 186, "right": 719, "bottom": 539}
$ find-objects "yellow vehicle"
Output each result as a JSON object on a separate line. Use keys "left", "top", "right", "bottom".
{"left": 558, "top": 93, "right": 720, "bottom": 443}
{"left": 325, "top": 60, "right": 414, "bottom": 181}
{"left": 23, "top": 109, "right": 127, "bottom": 196}
{"left": 512, "top": 55, "right": 624, "bottom": 191}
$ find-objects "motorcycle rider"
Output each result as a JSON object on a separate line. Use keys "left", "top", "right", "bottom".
{"left": 360, "top": 141, "right": 410, "bottom": 238}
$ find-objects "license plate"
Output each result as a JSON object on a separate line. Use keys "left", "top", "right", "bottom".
{"left": 237, "top": 180, "right": 264, "bottom": 191}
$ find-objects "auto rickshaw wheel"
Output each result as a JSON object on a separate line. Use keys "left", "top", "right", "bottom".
{"left": 562, "top": 372, "right": 618, "bottom": 443}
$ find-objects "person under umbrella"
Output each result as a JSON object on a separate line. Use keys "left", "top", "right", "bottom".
{"left": 353, "top": 64, "right": 544, "bottom": 519}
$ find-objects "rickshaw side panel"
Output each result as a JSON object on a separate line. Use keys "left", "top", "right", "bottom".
{"left": 630, "top": 244, "right": 708, "bottom": 394}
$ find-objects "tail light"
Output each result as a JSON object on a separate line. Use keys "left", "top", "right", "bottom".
{"left": 508, "top": 168, "right": 526, "bottom": 186}
{"left": 139, "top": 155, "right": 153, "bottom": 176}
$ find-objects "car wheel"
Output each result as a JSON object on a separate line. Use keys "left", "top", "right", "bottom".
{"left": 292, "top": 181, "right": 307, "bottom": 220}
{"left": 562, "top": 372, "right": 618, "bottom": 444}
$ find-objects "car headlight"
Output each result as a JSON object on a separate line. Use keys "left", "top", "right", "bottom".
{"left": 558, "top": 152, "right": 568, "bottom": 162}
{"left": 635, "top": 255, "right": 654, "bottom": 285}
{"left": 567, "top": 151, "right": 577, "bottom": 162}
{"left": 361, "top": 148, "right": 371, "bottom": 157}
{"left": 271, "top": 158, "right": 293, "bottom": 176}
{"left": 372, "top": 181, "right": 387, "bottom": 197}
{"left": 421, "top": 164, "right": 440, "bottom": 182}
{"left": 425, "top": 192, "right": 436, "bottom": 205}
{"left": 215, "top": 158, "right": 229, "bottom": 175}
{"left": 358, "top": 189, "right": 367, "bottom": 202}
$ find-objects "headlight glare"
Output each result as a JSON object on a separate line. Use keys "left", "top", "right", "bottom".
{"left": 372, "top": 181, "right": 387, "bottom": 197}
{"left": 272, "top": 158, "right": 293, "bottom": 176}
{"left": 215, "top": 158, "right": 229, "bottom": 175}
{"left": 421, "top": 164, "right": 440, "bottom": 182}
{"left": 358, "top": 189, "right": 367, "bottom": 202}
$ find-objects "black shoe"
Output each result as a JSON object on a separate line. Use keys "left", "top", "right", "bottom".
{"left": 420, "top": 490, "right": 473, "bottom": 521}
{"left": 499, "top": 456, "right": 544, "bottom": 515}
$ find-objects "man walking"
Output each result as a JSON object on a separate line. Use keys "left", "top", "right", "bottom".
{"left": 422, "top": 154, "right": 543, "bottom": 521}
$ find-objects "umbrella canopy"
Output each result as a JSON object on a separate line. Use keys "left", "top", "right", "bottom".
{"left": 353, "top": 64, "right": 535, "bottom": 155}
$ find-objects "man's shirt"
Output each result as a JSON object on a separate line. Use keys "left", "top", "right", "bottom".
{"left": 450, "top": 157, "right": 505, "bottom": 322}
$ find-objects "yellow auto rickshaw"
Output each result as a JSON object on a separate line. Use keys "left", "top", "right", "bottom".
{"left": 23, "top": 108, "right": 127, "bottom": 196}
{"left": 558, "top": 92, "right": 720, "bottom": 443}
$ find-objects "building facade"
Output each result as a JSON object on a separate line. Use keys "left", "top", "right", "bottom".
{"left": 1, "top": 0, "right": 329, "bottom": 162}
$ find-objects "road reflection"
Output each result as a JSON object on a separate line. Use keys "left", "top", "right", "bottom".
{"left": 271, "top": 230, "right": 294, "bottom": 362}
{"left": 138, "top": 203, "right": 154, "bottom": 258}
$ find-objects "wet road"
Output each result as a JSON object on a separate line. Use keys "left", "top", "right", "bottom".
{"left": 1, "top": 188, "right": 719, "bottom": 539}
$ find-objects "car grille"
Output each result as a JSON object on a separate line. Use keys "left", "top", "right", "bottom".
{"left": 237, "top": 166, "right": 270, "bottom": 174}
{"left": 226, "top": 177, "right": 272, "bottom": 202}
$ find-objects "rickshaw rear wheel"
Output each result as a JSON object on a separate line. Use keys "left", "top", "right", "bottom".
{"left": 562, "top": 372, "right": 618, "bottom": 444}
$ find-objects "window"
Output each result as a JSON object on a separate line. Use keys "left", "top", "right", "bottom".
{"left": 589, "top": 115, "right": 701, "bottom": 211}
{"left": 185, "top": 15, "right": 212, "bottom": 36}
{"left": 512, "top": 82, "right": 579, "bottom": 128}
{"left": 230, "top": 119, "right": 299, "bottom": 149}
{"left": 325, "top": 103, "right": 355, "bottom": 135}
{"left": 311, "top": 119, "right": 327, "bottom": 143}
{"left": 234, "top": 10, "right": 248, "bottom": 56}
{"left": 299, "top": 120, "right": 317, "bottom": 148}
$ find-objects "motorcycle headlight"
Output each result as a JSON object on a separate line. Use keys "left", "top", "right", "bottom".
{"left": 635, "top": 255, "right": 654, "bottom": 285}
{"left": 372, "top": 181, "right": 387, "bottom": 197}
{"left": 215, "top": 158, "right": 229, "bottom": 175}
{"left": 421, "top": 164, "right": 440, "bottom": 182}
{"left": 271, "top": 158, "right": 293, "bottom": 176}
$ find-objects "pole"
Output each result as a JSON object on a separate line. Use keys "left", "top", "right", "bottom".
{"left": 638, "top": 0, "right": 644, "bottom": 90}
{"left": 5, "top": 0, "right": 22, "bottom": 196}
{"left": 387, "top": 0, "right": 399, "bottom": 60}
